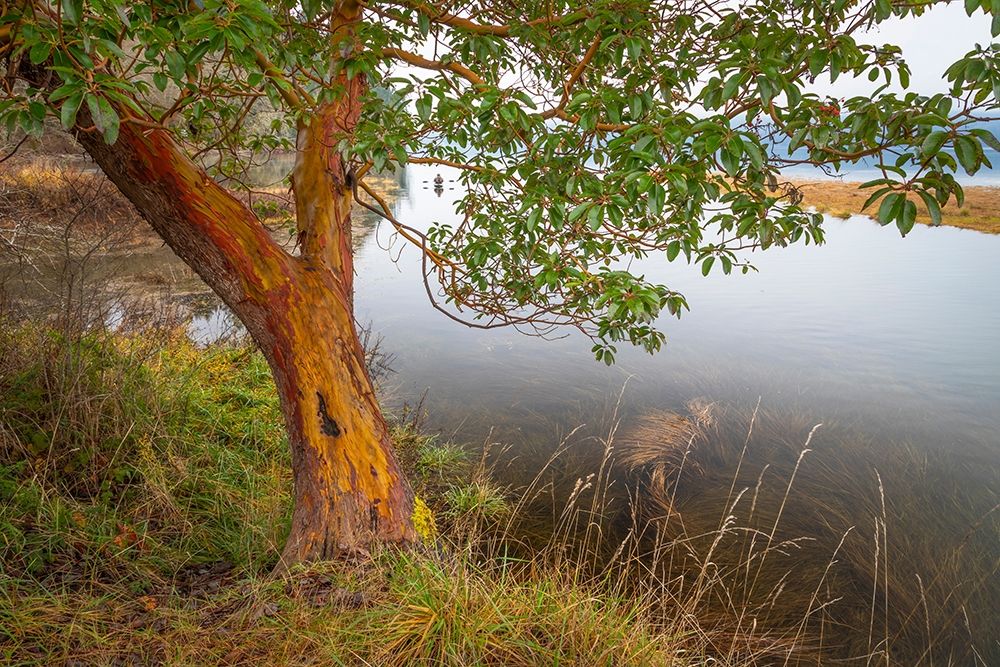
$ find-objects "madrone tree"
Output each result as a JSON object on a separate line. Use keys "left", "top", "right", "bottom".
{"left": 2, "top": 0, "right": 998, "bottom": 566}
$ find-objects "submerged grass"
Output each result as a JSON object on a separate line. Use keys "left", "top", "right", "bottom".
{"left": 0, "top": 318, "right": 996, "bottom": 665}
{"left": 616, "top": 402, "right": 999, "bottom": 665}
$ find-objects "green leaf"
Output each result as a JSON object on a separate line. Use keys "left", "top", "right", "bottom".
{"left": 302, "top": 0, "right": 321, "bottom": 20}
{"left": 63, "top": 0, "right": 83, "bottom": 24}
{"left": 954, "top": 135, "right": 979, "bottom": 174}
{"left": 861, "top": 186, "right": 893, "bottom": 212}
{"left": 921, "top": 131, "right": 949, "bottom": 157}
{"left": 165, "top": 50, "right": 187, "bottom": 80}
{"left": 719, "top": 148, "right": 739, "bottom": 176}
{"left": 86, "top": 94, "right": 104, "bottom": 133}
{"left": 587, "top": 205, "right": 603, "bottom": 231}
{"left": 416, "top": 96, "right": 431, "bottom": 123}
{"left": 972, "top": 128, "right": 1000, "bottom": 152}
{"left": 525, "top": 208, "right": 542, "bottom": 232}
{"left": 568, "top": 202, "right": 589, "bottom": 222}
{"left": 648, "top": 183, "right": 665, "bottom": 215}
{"left": 917, "top": 190, "right": 942, "bottom": 227}
{"left": 876, "top": 192, "right": 902, "bottom": 226}
{"left": 897, "top": 199, "right": 917, "bottom": 235}
{"left": 29, "top": 41, "right": 51, "bottom": 65}
{"left": 701, "top": 256, "right": 714, "bottom": 276}
{"left": 722, "top": 74, "right": 741, "bottom": 101}
{"left": 97, "top": 96, "right": 119, "bottom": 144}
{"left": 48, "top": 83, "right": 81, "bottom": 102}
{"left": 60, "top": 92, "right": 83, "bottom": 130}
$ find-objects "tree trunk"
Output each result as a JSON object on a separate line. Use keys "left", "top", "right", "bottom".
{"left": 70, "top": 89, "right": 416, "bottom": 570}
{"left": 10, "top": 0, "right": 415, "bottom": 568}
{"left": 263, "top": 267, "right": 416, "bottom": 566}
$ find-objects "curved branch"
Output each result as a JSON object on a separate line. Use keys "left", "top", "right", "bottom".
{"left": 541, "top": 33, "right": 602, "bottom": 120}
{"left": 253, "top": 48, "right": 313, "bottom": 109}
{"left": 354, "top": 177, "right": 455, "bottom": 271}
{"left": 387, "top": 1, "right": 589, "bottom": 37}
{"left": 382, "top": 47, "right": 485, "bottom": 86}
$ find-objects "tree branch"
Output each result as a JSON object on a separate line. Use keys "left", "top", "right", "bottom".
{"left": 386, "top": 1, "right": 589, "bottom": 37}
{"left": 541, "top": 33, "right": 602, "bottom": 120}
{"left": 254, "top": 48, "right": 313, "bottom": 109}
{"left": 74, "top": 108, "right": 294, "bottom": 311}
{"left": 382, "top": 47, "right": 485, "bottom": 86}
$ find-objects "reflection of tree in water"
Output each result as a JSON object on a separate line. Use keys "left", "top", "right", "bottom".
{"left": 352, "top": 173, "right": 403, "bottom": 247}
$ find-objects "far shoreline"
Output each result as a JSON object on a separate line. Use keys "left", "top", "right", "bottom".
{"left": 791, "top": 179, "right": 1000, "bottom": 234}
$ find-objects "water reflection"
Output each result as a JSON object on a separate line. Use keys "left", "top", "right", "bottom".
{"left": 364, "top": 166, "right": 1000, "bottom": 453}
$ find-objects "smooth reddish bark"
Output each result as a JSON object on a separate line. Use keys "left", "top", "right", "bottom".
{"left": 70, "top": 76, "right": 416, "bottom": 570}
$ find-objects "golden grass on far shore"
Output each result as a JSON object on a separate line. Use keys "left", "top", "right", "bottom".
{"left": 792, "top": 179, "right": 1000, "bottom": 234}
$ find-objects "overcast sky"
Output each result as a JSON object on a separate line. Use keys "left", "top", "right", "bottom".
{"left": 399, "top": 3, "right": 997, "bottom": 108}
{"left": 823, "top": 2, "right": 995, "bottom": 97}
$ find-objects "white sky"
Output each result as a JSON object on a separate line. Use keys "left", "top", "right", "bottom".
{"left": 823, "top": 2, "right": 995, "bottom": 97}
{"left": 397, "top": 3, "right": 997, "bottom": 110}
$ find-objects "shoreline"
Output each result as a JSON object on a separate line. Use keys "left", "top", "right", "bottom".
{"left": 3, "top": 158, "right": 998, "bottom": 236}
{"left": 791, "top": 179, "right": 1000, "bottom": 234}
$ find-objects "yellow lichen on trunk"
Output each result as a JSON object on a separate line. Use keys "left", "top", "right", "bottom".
{"left": 270, "top": 263, "right": 416, "bottom": 567}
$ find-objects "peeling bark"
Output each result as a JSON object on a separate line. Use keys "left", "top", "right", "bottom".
{"left": 68, "top": 87, "right": 415, "bottom": 570}
{"left": 12, "top": 0, "right": 415, "bottom": 568}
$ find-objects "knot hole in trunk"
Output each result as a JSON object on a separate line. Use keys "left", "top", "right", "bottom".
{"left": 316, "top": 391, "right": 343, "bottom": 437}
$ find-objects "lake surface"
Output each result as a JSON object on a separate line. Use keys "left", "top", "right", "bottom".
{"left": 355, "top": 166, "right": 1000, "bottom": 660}
{"left": 349, "top": 166, "right": 1000, "bottom": 453}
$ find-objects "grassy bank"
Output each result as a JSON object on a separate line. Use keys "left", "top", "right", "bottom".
{"left": 793, "top": 179, "right": 1000, "bottom": 233}
{"left": 0, "top": 320, "right": 769, "bottom": 665}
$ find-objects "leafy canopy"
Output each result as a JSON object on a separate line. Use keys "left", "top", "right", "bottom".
{"left": 2, "top": 0, "right": 999, "bottom": 362}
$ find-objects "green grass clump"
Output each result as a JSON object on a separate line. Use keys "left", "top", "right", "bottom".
{"left": 415, "top": 439, "right": 468, "bottom": 479}
{"left": 442, "top": 480, "right": 509, "bottom": 522}
{"left": 0, "top": 322, "right": 291, "bottom": 581}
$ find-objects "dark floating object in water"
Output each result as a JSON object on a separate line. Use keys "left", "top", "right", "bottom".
{"left": 433, "top": 173, "right": 444, "bottom": 186}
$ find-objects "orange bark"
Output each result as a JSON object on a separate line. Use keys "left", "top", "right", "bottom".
{"left": 10, "top": 0, "right": 414, "bottom": 566}
{"left": 270, "top": 268, "right": 416, "bottom": 566}
{"left": 66, "top": 56, "right": 415, "bottom": 569}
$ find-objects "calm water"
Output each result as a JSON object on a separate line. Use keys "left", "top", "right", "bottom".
{"left": 5, "top": 161, "right": 997, "bottom": 491}
{"left": 354, "top": 166, "right": 1000, "bottom": 454}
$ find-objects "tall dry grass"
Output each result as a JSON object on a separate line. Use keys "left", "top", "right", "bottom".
{"left": 607, "top": 400, "right": 999, "bottom": 665}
